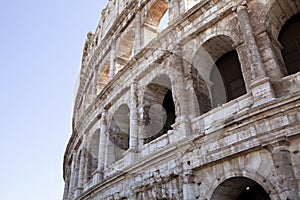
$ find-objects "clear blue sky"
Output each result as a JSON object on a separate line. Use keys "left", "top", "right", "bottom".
{"left": 0, "top": 1, "right": 106, "bottom": 199}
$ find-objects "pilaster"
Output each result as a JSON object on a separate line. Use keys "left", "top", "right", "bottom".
{"left": 235, "top": 4, "right": 275, "bottom": 106}
{"left": 182, "top": 170, "right": 196, "bottom": 200}
{"left": 93, "top": 65, "right": 99, "bottom": 97}
{"left": 93, "top": 111, "right": 108, "bottom": 184}
{"left": 134, "top": 12, "right": 142, "bottom": 55}
{"left": 170, "top": 48, "right": 192, "bottom": 138}
{"left": 68, "top": 151, "right": 76, "bottom": 199}
{"left": 110, "top": 40, "right": 116, "bottom": 79}
{"left": 74, "top": 135, "right": 86, "bottom": 198}
{"left": 124, "top": 81, "right": 139, "bottom": 165}
{"left": 266, "top": 139, "right": 299, "bottom": 200}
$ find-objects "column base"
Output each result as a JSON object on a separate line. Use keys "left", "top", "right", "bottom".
{"left": 123, "top": 149, "right": 138, "bottom": 166}
{"left": 250, "top": 77, "right": 275, "bottom": 107}
{"left": 74, "top": 187, "right": 83, "bottom": 198}
{"left": 92, "top": 170, "right": 103, "bottom": 186}
{"left": 172, "top": 116, "right": 192, "bottom": 140}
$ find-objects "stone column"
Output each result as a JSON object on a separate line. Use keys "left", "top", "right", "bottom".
{"left": 170, "top": 48, "right": 192, "bottom": 139}
{"left": 124, "top": 81, "right": 139, "bottom": 165}
{"left": 134, "top": 11, "right": 142, "bottom": 55}
{"left": 93, "top": 65, "right": 99, "bottom": 97}
{"left": 130, "top": 81, "right": 139, "bottom": 150}
{"left": 110, "top": 40, "right": 116, "bottom": 79}
{"left": 182, "top": 170, "right": 196, "bottom": 200}
{"left": 236, "top": 5, "right": 265, "bottom": 80}
{"left": 68, "top": 151, "right": 76, "bottom": 199}
{"left": 267, "top": 140, "right": 299, "bottom": 200}
{"left": 256, "top": 30, "right": 286, "bottom": 79}
{"left": 74, "top": 135, "right": 86, "bottom": 197}
{"left": 93, "top": 111, "right": 107, "bottom": 183}
{"left": 235, "top": 4, "right": 275, "bottom": 106}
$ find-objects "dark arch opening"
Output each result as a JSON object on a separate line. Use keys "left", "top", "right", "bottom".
{"left": 279, "top": 12, "right": 300, "bottom": 75}
{"left": 211, "top": 177, "right": 271, "bottom": 200}
{"left": 237, "top": 184, "right": 271, "bottom": 200}
{"left": 161, "top": 90, "right": 176, "bottom": 134}
{"left": 211, "top": 50, "right": 246, "bottom": 106}
{"left": 143, "top": 79, "right": 176, "bottom": 144}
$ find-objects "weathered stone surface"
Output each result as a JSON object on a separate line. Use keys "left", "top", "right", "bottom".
{"left": 63, "top": 0, "right": 300, "bottom": 199}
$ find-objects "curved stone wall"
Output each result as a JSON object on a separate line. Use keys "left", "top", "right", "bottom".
{"left": 63, "top": 0, "right": 300, "bottom": 199}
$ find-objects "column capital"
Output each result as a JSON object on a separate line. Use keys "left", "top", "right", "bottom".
{"left": 264, "top": 137, "right": 291, "bottom": 153}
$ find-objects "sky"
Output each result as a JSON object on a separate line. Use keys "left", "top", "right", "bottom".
{"left": 0, "top": 0, "right": 106, "bottom": 199}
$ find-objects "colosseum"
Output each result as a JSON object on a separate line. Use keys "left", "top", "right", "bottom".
{"left": 62, "top": 0, "right": 300, "bottom": 199}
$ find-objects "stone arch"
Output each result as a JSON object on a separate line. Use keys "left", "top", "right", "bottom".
{"left": 116, "top": 30, "right": 135, "bottom": 73}
{"left": 144, "top": 0, "right": 169, "bottom": 45}
{"left": 97, "top": 60, "right": 110, "bottom": 94}
{"left": 201, "top": 168, "right": 280, "bottom": 200}
{"left": 210, "top": 177, "right": 271, "bottom": 200}
{"left": 106, "top": 104, "right": 130, "bottom": 166}
{"left": 263, "top": 0, "right": 300, "bottom": 40}
{"left": 195, "top": 150, "right": 282, "bottom": 200}
{"left": 141, "top": 74, "right": 176, "bottom": 144}
{"left": 85, "top": 129, "right": 100, "bottom": 182}
{"left": 262, "top": 0, "right": 300, "bottom": 77}
{"left": 187, "top": 31, "right": 241, "bottom": 84}
{"left": 194, "top": 34, "right": 247, "bottom": 108}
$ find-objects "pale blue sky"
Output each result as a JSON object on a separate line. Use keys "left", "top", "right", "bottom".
{"left": 0, "top": 1, "right": 106, "bottom": 199}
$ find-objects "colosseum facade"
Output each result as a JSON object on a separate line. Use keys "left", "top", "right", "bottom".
{"left": 63, "top": 0, "right": 300, "bottom": 199}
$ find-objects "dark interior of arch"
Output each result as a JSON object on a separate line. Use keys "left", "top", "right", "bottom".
{"left": 211, "top": 177, "right": 271, "bottom": 200}
{"left": 236, "top": 184, "right": 271, "bottom": 200}
{"left": 279, "top": 12, "right": 300, "bottom": 75}
{"left": 144, "top": 89, "right": 176, "bottom": 143}
{"left": 162, "top": 90, "right": 176, "bottom": 133}
{"left": 213, "top": 50, "right": 246, "bottom": 103}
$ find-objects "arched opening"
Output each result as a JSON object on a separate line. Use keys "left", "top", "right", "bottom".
{"left": 106, "top": 104, "right": 130, "bottom": 166}
{"left": 200, "top": 35, "right": 246, "bottom": 108}
{"left": 85, "top": 130, "right": 100, "bottom": 182}
{"left": 263, "top": 0, "right": 300, "bottom": 78}
{"left": 214, "top": 50, "right": 246, "bottom": 103}
{"left": 116, "top": 31, "right": 135, "bottom": 73}
{"left": 142, "top": 75, "right": 176, "bottom": 144}
{"left": 279, "top": 12, "right": 300, "bottom": 75}
{"left": 97, "top": 61, "right": 110, "bottom": 94}
{"left": 144, "top": 0, "right": 169, "bottom": 45}
{"left": 211, "top": 177, "right": 271, "bottom": 200}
